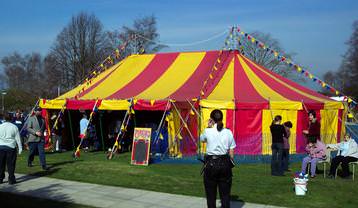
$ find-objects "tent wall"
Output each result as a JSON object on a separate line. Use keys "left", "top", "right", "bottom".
{"left": 196, "top": 106, "right": 345, "bottom": 156}
{"left": 262, "top": 109, "right": 298, "bottom": 154}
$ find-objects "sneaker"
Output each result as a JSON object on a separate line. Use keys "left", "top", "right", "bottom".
{"left": 310, "top": 175, "right": 316, "bottom": 178}
{"left": 42, "top": 166, "right": 50, "bottom": 171}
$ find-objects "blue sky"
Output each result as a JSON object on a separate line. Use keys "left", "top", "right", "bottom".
{"left": 0, "top": 0, "right": 357, "bottom": 78}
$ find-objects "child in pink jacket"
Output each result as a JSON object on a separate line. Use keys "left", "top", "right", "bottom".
{"left": 301, "top": 137, "right": 326, "bottom": 178}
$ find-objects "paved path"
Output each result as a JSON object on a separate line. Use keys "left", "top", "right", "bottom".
{"left": 0, "top": 174, "right": 283, "bottom": 208}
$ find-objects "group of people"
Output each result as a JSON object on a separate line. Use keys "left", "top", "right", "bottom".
{"left": 270, "top": 115, "right": 293, "bottom": 176}
{"left": 270, "top": 110, "right": 358, "bottom": 179}
{"left": 1, "top": 106, "right": 357, "bottom": 207}
{"left": 0, "top": 107, "right": 49, "bottom": 185}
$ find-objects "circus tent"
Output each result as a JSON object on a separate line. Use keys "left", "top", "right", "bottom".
{"left": 40, "top": 50, "right": 346, "bottom": 156}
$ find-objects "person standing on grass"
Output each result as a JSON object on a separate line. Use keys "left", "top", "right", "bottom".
{"left": 50, "top": 114, "right": 64, "bottom": 152}
{"left": 303, "top": 110, "right": 320, "bottom": 141}
{"left": 27, "top": 107, "right": 49, "bottom": 171}
{"left": 79, "top": 112, "right": 89, "bottom": 151}
{"left": 0, "top": 113, "right": 22, "bottom": 185}
{"left": 282, "top": 121, "right": 293, "bottom": 172}
{"left": 270, "top": 115, "right": 287, "bottom": 176}
{"left": 200, "top": 109, "right": 236, "bottom": 208}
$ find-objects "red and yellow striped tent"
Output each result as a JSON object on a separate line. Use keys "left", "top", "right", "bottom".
{"left": 40, "top": 50, "right": 346, "bottom": 156}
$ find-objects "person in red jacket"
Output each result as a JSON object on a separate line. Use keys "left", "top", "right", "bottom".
{"left": 303, "top": 110, "right": 320, "bottom": 141}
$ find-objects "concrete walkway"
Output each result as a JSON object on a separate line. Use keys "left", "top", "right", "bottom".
{"left": 0, "top": 174, "right": 283, "bottom": 208}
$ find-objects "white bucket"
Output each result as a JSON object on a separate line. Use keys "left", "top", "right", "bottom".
{"left": 295, "top": 182, "right": 307, "bottom": 195}
{"left": 294, "top": 178, "right": 307, "bottom": 196}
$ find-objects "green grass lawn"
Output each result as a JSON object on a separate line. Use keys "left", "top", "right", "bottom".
{"left": 13, "top": 151, "right": 358, "bottom": 208}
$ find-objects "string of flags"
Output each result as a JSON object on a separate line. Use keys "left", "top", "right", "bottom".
{"left": 233, "top": 26, "right": 357, "bottom": 106}
{"left": 199, "top": 50, "right": 230, "bottom": 98}
{"left": 74, "top": 34, "right": 146, "bottom": 99}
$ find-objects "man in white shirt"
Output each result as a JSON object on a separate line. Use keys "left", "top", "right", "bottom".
{"left": 79, "top": 113, "right": 89, "bottom": 150}
{"left": 328, "top": 134, "right": 358, "bottom": 178}
{"left": 0, "top": 114, "right": 22, "bottom": 184}
{"left": 200, "top": 109, "right": 236, "bottom": 208}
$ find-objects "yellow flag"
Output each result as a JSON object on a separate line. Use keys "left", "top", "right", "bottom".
{"left": 190, "top": 109, "right": 195, "bottom": 115}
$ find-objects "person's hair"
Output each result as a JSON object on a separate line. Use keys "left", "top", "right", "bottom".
{"left": 210, "top": 109, "right": 224, "bottom": 131}
{"left": 308, "top": 136, "right": 317, "bottom": 144}
{"left": 308, "top": 110, "right": 316, "bottom": 118}
{"left": 273, "top": 115, "right": 282, "bottom": 124}
{"left": 284, "top": 121, "right": 293, "bottom": 128}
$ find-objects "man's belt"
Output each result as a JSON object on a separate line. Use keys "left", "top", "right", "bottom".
{"left": 206, "top": 155, "right": 229, "bottom": 160}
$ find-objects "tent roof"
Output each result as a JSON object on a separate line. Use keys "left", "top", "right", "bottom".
{"left": 58, "top": 50, "right": 332, "bottom": 102}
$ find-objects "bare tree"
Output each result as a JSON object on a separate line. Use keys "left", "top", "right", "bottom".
{"left": 43, "top": 54, "right": 62, "bottom": 98}
{"left": 338, "top": 20, "right": 358, "bottom": 99}
{"left": 1, "top": 52, "right": 27, "bottom": 90}
{"left": 321, "top": 70, "right": 338, "bottom": 95}
{"left": 108, "top": 15, "right": 166, "bottom": 57}
{"left": 24, "top": 53, "right": 44, "bottom": 95}
{"left": 49, "top": 12, "right": 112, "bottom": 90}
{"left": 239, "top": 31, "right": 296, "bottom": 79}
{"left": 0, "top": 73, "right": 8, "bottom": 89}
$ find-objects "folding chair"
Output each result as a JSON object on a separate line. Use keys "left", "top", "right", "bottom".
{"left": 349, "top": 161, "right": 358, "bottom": 181}
{"left": 307, "top": 148, "right": 332, "bottom": 178}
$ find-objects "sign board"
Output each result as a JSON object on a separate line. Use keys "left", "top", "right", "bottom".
{"left": 131, "top": 127, "right": 152, "bottom": 166}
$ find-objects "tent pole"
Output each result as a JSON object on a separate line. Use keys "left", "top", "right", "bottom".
{"left": 67, "top": 110, "right": 75, "bottom": 150}
{"left": 99, "top": 111, "right": 105, "bottom": 151}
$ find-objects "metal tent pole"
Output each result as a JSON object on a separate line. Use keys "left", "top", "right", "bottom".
{"left": 67, "top": 110, "right": 75, "bottom": 150}
{"left": 99, "top": 111, "right": 105, "bottom": 151}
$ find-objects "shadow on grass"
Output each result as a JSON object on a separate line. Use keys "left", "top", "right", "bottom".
{"left": 48, "top": 160, "right": 78, "bottom": 169}
{"left": 0, "top": 182, "right": 85, "bottom": 208}
{"left": 15, "top": 168, "right": 61, "bottom": 183}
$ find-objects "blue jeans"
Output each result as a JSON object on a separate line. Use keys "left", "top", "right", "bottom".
{"left": 282, "top": 149, "right": 290, "bottom": 171}
{"left": 28, "top": 141, "right": 46, "bottom": 167}
{"left": 271, "top": 143, "right": 284, "bottom": 175}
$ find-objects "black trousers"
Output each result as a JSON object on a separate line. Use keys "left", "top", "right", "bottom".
{"left": 329, "top": 155, "right": 358, "bottom": 177}
{"left": 271, "top": 143, "right": 284, "bottom": 175}
{"left": 282, "top": 149, "right": 290, "bottom": 171}
{"left": 0, "top": 147, "right": 17, "bottom": 183}
{"left": 204, "top": 156, "right": 232, "bottom": 208}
